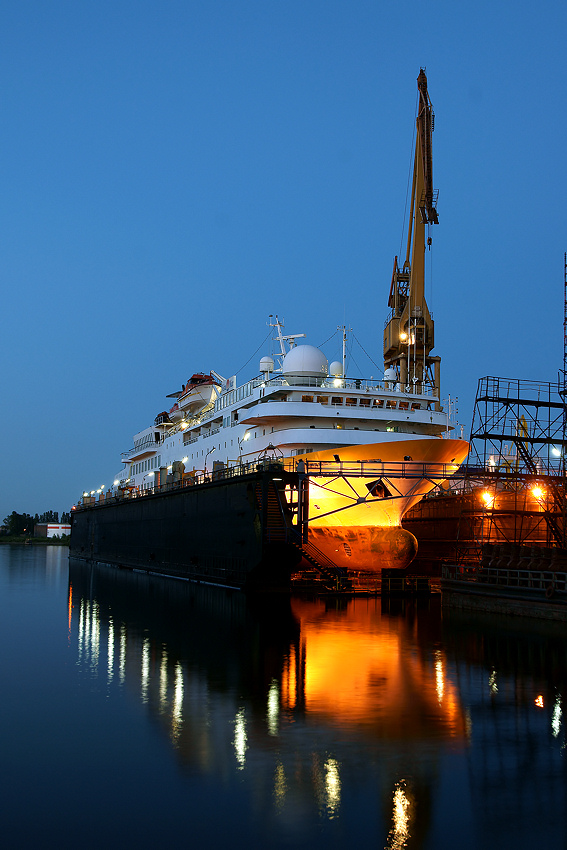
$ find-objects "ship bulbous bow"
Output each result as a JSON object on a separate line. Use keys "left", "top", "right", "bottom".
{"left": 310, "top": 525, "right": 418, "bottom": 572}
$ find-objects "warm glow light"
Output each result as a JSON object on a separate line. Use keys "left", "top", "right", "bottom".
{"left": 387, "top": 781, "right": 412, "bottom": 849}
{"left": 171, "top": 663, "right": 184, "bottom": 742}
{"left": 243, "top": 432, "right": 250, "bottom": 441}
{"left": 267, "top": 680, "right": 279, "bottom": 736}
{"left": 107, "top": 618, "right": 114, "bottom": 684}
{"left": 535, "top": 695, "right": 544, "bottom": 708}
{"left": 324, "top": 758, "right": 341, "bottom": 816}
{"left": 434, "top": 650, "right": 444, "bottom": 704}
{"left": 273, "top": 762, "right": 287, "bottom": 809}
{"left": 400, "top": 331, "right": 408, "bottom": 341}
{"left": 233, "top": 708, "right": 247, "bottom": 769}
{"left": 141, "top": 638, "right": 150, "bottom": 704}
{"left": 113, "top": 479, "right": 119, "bottom": 486}
{"left": 552, "top": 696, "right": 562, "bottom": 737}
{"left": 481, "top": 491, "right": 494, "bottom": 508}
{"left": 532, "top": 486, "right": 545, "bottom": 499}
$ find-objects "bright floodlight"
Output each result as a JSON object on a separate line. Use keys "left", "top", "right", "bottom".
{"left": 532, "top": 486, "right": 544, "bottom": 499}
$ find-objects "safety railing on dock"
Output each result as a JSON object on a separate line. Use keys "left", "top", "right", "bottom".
{"left": 442, "top": 563, "right": 567, "bottom": 600}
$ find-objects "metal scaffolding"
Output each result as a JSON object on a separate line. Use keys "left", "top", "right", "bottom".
{"left": 456, "top": 375, "right": 567, "bottom": 560}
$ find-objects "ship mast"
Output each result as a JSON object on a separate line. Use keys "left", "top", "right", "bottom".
{"left": 384, "top": 69, "right": 441, "bottom": 410}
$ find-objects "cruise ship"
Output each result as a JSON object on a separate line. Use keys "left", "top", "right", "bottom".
{"left": 107, "top": 311, "right": 467, "bottom": 572}
{"left": 73, "top": 70, "right": 468, "bottom": 580}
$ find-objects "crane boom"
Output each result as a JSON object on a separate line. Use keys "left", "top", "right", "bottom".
{"left": 383, "top": 69, "right": 441, "bottom": 410}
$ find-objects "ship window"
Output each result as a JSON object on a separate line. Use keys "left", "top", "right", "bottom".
{"left": 399, "top": 401, "right": 409, "bottom": 410}
{"left": 411, "top": 402, "right": 421, "bottom": 410}
{"left": 359, "top": 398, "right": 370, "bottom": 407}
{"left": 373, "top": 399, "right": 384, "bottom": 408}
{"left": 317, "top": 396, "right": 328, "bottom": 404}
{"left": 345, "top": 397, "right": 357, "bottom": 407}
{"left": 386, "top": 400, "right": 397, "bottom": 409}
{"left": 302, "top": 395, "right": 313, "bottom": 403}
{"left": 331, "top": 397, "right": 343, "bottom": 405}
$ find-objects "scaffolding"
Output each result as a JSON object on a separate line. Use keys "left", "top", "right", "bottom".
{"left": 455, "top": 375, "right": 567, "bottom": 563}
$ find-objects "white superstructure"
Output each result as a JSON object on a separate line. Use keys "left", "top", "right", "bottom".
{"left": 116, "top": 317, "right": 457, "bottom": 491}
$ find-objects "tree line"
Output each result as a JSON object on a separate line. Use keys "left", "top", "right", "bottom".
{"left": 1, "top": 510, "right": 72, "bottom": 537}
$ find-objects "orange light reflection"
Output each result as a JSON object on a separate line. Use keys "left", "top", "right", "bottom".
{"left": 288, "top": 598, "right": 466, "bottom": 741}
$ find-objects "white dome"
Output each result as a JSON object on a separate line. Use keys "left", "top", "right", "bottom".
{"left": 329, "top": 360, "right": 343, "bottom": 377}
{"left": 282, "top": 345, "right": 328, "bottom": 385}
{"left": 259, "top": 356, "right": 274, "bottom": 373}
{"left": 384, "top": 367, "right": 397, "bottom": 382}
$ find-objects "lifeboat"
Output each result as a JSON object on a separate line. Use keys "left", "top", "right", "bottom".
{"left": 168, "top": 403, "right": 184, "bottom": 423}
{"left": 178, "top": 373, "right": 221, "bottom": 416}
{"left": 154, "top": 411, "right": 172, "bottom": 427}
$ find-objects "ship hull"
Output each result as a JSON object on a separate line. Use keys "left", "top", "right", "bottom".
{"left": 298, "top": 438, "right": 469, "bottom": 571}
{"left": 70, "top": 469, "right": 301, "bottom": 591}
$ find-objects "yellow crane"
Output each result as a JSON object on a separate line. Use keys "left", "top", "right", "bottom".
{"left": 384, "top": 69, "right": 441, "bottom": 410}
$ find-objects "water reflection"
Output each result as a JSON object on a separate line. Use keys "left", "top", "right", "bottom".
{"left": 66, "top": 558, "right": 567, "bottom": 847}
{"left": 441, "top": 608, "right": 567, "bottom": 847}
{"left": 68, "top": 559, "right": 467, "bottom": 844}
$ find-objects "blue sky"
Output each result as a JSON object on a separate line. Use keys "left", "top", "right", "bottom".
{"left": 2, "top": 0, "right": 566, "bottom": 520}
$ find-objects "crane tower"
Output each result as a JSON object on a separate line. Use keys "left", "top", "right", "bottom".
{"left": 384, "top": 69, "right": 441, "bottom": 410}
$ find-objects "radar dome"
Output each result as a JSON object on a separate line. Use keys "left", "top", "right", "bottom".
{"left": 259, "top": 356, "right": 274, "bottom": 374}
{"left": 329, "top": 361, "right": 343, "bottom": 377}
{"left": 384, "top": 367, "right": 397, "bottom": 382}
{"left": 282, "top": 345, "right": 328, "bottom": 386}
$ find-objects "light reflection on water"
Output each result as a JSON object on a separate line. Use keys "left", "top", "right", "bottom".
{"left": 1, "top": 546, "right": 566, "bottom": 849}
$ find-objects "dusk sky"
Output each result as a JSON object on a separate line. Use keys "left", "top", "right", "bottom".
{"left": 2, "top": 0, "right": 566, "bottom": 521}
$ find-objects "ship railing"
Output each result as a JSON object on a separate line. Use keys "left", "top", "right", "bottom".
{"left": 78, "top": 458, "right": 471, "bottom": 509}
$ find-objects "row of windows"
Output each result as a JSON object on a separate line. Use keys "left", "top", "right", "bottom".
{"left": 131, "top": 456, "right": 161, "bottom": 476}
{"left": 300, "top": 395, "right": 423, "bottom": 410}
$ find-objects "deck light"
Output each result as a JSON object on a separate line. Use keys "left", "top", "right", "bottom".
{"left": 532, "top": 486, "right": 544, "bottom": 499}
{"left": 481, "top": 491, "right": 494, "bottom": 507}
{"left": 113, "top": 480, "right": 119, "bottom": 486}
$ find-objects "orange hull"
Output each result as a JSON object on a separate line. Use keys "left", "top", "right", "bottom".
{"left": 297, "top": 438, "right": 469, "bottom": 571}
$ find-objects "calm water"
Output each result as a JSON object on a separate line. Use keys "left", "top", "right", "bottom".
{"left": 1, "top": 546, "right": 566, "bottom": 849}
